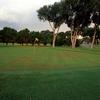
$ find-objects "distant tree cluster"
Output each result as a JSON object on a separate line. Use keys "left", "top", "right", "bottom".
{"left": 0, "top": 27, "right": 72, "bottom": 46}
{"left": 0, "top": 26, "right": 100, "bottom": 47}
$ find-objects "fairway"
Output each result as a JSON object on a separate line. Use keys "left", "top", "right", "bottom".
{"left": 0, "top": 46, "right": 100, "bottom": 100}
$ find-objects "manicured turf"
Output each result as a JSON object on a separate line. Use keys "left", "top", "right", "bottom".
{"left": 0, "top": 46, "right": 100, "bottom": 100}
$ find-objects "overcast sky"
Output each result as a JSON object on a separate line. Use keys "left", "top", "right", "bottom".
{"left": 0, "top": 0, "right": 70, "bottom": 32}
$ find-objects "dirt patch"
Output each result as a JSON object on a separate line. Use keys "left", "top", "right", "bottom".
{"left": 9, "top": 56, "right": 33, "bottom": 65}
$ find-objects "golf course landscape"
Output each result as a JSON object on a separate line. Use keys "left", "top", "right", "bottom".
{"left": 0, "top": 45, "right": 100, "bottom": 100}
{"left": 0, "top": 0, "right": 100, "bottom": 99}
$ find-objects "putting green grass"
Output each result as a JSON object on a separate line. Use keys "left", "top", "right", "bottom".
{"left": 0, "top": 46, "right": 100, "bottom": 100}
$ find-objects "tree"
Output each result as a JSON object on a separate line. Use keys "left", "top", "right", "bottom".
{"left": 17, "top": 28, "right": 30, "bottom": 45}
{"left": 37, "top": 2, "right": 64, "bottom": 47}
{"left": 30, "top": 31, "right": 36, "bottom": 45}
{"left": 83, "top": 26, "right": 100, "bottom": 46}
{"left": 30, "top": 31, "right": 41, "bottom": 46}
{"left": 0, "top": 30, "right": 2, "bottom": 43}
{"left": 1, "top": 27, "right": 17, "bottom": 45}
{"left": 61, "top": 0, "right": 92, "bottom": 48}
{"left": 90, "top": 1, "right": 100, "bottom": 48}
{"left": 56, "top": 32, "right": 66, "bottom": 46}
{"left": 40, "top": 30, "right": 52, "bottom": 46}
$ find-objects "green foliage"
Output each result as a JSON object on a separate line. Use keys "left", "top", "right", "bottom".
{"left": 37, "top": 5, "right": 51, "bottom": 21}
{"left": 37, "top": 2, "right": 64, "bottom": 28}
{"left": 0, "top": 27, "right": 17, "bottom": 45}
{"left": 0, "top": 30, "right": 2, "bottom": 42}
{"left": 56, "top": 32, "right": 65, "bottom": 46}
{"left": 40, "top": 30, "right": 52, "bottom": 45}
{"left": 83, "top": 27, "right": 100, "bottom": 43}
{"left": 30, "top": 31, "right": 38, "bottom": 44}
{"left": 83, "top": 27, "right": 94, "bottom": 37}
{"left": 17, "top": 28, "right": 30, "bottom": 45}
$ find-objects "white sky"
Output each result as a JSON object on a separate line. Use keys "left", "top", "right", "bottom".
{"left": 0, "top": 0, "right": 70, "bottom": 32}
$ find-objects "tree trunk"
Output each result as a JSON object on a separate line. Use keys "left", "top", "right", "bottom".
{"left": 12, "top": 42, "right": 14, "bottom": 46}
{"left": 48, "top": 21, "right": 60, "bottom": 48}
{"left": 71, "top": 30, "right": 77, "bottom": 48}
{"left": 6, "top": 42, "right": 8, "bottom": 46}
{"left": 52, "top": 33, "right": 57, "bottom": 48}
{"left": 71, "top": 37, "right": 77, "bottom": 48}
{"left": 91, "top": 32, "right": 96, "bottom": 48}
{"left": 91, "top": 25, "right": 96, "bottom": 48}
{"left": 74, "top": 31, "right": 77, "bottom": 48}
{"left": 52, "top": 26, "right": 60, "bottom": 48}
{"left": 71, "top": 26, "right": 75, "bottom": 48}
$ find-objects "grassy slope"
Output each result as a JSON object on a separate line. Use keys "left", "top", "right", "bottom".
{"left": 0, "top": 46, "right": 100, "bottom": 100}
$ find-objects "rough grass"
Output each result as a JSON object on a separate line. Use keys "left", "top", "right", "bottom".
{"left": 0, "top": 46, "right": 100, "bottom": 100}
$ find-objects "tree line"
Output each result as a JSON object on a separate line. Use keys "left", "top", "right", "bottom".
{"left": 0, "top": 26, "right": 100, "bottom": 47}
{"left": 0, "top": 27, "right": 71, "bottom": 46}
{"left": 37, "top": 0, "right": 100, "bottom": 48}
